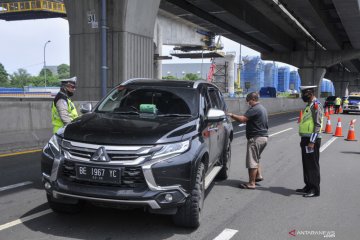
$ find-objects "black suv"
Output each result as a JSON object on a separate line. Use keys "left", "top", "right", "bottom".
{"left": 324, "top": 96, "right": 338, "bottom": 108}
{"left": 42, "top": 79, "right": 233, "bottom": 227}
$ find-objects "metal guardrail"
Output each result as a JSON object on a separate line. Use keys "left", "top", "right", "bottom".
{"left": 0, "top": 0, "right": 65, "bottom": 14}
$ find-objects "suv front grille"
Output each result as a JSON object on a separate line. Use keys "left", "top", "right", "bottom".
{"left": 67, "top": 148, "right": 140, "bottom": 162}
{"left": 62, "top": 160, "right": 147, "bottom": 189}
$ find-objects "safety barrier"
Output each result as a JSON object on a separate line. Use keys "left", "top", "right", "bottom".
{"left": 0, "top": 0, "right": 65, "bottom": 14}
{"left": 0, "top": 98, "right": 309, "bottom": 154}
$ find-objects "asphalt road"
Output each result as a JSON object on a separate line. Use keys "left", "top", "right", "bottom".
{"left": 0, "top": 111, "right": 359, "bottom": 240}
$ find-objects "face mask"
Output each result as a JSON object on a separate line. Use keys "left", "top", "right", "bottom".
{"left": 66, "top": 90, "right": 74, "bottom": 97}
{"left": 302, "top": 95, "right": 310, "bottom": 102}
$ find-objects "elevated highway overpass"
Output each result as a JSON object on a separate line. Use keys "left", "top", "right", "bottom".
{"left": 1, "top": 0, "right": 360, "bottom": 99}
{"left": 161, "top": 0, "right": 360, "bottom": 96}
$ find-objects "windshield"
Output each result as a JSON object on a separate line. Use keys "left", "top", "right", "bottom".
{"left": 348, "top": 96, "right": 360, "bottom": 101}
{"left": 95, "top": 86, "right": 199, "bottom": 117}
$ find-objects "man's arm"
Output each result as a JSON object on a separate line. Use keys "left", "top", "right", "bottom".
{"left": 56, "top": 99, "right": 72, "bottom": 125}
{"left": 310, "top": 103, "right": 323, "bottom": 143}
{"left": 227, "top": 113, "right": 249, "bottom": 123}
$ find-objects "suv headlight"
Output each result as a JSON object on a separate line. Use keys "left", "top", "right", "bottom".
{"left": 151, "top": 140, "right": 190, "bottom": 161}
{"left": 49, "top": 134, "right": 61, "bottom": 154}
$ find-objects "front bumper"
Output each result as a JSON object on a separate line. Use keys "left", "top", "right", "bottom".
{"left": 41, "top": 140, "right": 200, "bottom": 210}
{"left": 343, "top": 105, "right": 360, "bottom": 112}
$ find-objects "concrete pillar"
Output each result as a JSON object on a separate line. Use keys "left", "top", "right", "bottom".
{"left": 225, "top": 55, "right": 235, "bottom": 97}
{"left": 153, "top": 20, "right": 162, "bottom": 79}
{"left": 332, "top": 81, "right": 349, "bottom": 97}
{"left": 64, "top": 0, "right": 160, "bottom": 101}
{"left": 298, "top": 67, "right": 326, "bottom": 97}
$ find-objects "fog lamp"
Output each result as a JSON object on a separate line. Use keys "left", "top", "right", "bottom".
{"left": 44, "top": 182, "right": 51, "bottom": 190}
{"left": 164, "top": 193, "right": 173, "bottom": 202}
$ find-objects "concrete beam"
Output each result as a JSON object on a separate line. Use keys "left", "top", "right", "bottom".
{"left": 209, "top": 0, "right": 295, "bottom": 51}
{"left": 262, "top": 49, "right": 360, "bottom": 68}
{"left": 64, "top": 0, "right": 160, "bottom": 101}
{"left": 157, "top": 10, "right": 205, "bottom": 46}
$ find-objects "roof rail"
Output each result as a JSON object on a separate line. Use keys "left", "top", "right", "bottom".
{"left": 121, "top": 78, "right": 154, "bottom": 85}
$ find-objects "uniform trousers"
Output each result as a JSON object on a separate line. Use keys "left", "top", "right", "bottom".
{"left": 300, "top": 137, "right": 321, "bottom": 193}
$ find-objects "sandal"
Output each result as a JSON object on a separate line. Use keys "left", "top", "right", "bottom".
{"left": 239, "top": 183, "right": 255, "bottom": 190}
{"left": 255, "top": 177, "right": 264, "bottom": 182}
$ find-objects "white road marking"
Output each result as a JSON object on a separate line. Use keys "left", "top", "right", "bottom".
{"left": 320, "top": 136, "right": 337, "bottom": 153}
{"left": 289, "top": 117, "right": 298, "bottom": 120}
{"left": 234, "top": 130, "right": 245, "bottom": 135}
{"left": 238, "top": 123, "right": 246, "bottom": 127}
{"left": 0, "top": 209, "right": 52, "bottom": 231}
{"left": 269, "top": 128, "right": 293, "bottom": 137}
{"left": 213, "top": 228, "right": 239, "bottom": 240}
{"left": 0, "top": 181, "right": 33, "bottom": 192}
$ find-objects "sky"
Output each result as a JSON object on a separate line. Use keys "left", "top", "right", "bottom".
{"left": 0, "top": 18, "right": 296, "bottom": 76}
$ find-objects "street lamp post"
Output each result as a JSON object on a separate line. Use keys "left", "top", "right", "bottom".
{"left": 43, "top": 40, "right": 51, "bottom": 91}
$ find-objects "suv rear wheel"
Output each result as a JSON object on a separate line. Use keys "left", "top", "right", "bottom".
{"left": 217, "top": 139, "right": 231, "bottom": 180}
{"left": 47, "top": 194, "right": 83, "bottom": 214}
{"left": 172, "top": 162, "right": 205, "bottom": 228}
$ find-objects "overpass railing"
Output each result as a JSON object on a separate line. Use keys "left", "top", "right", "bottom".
{"left": 0, "top": 0, "right": 65, "bottom": 14}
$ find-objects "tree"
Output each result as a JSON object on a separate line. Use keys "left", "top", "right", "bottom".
{"left": 162, "top": 75, "right": 177, "bottom": 80}
{"left": 0, "top": 63, "right": 9, "bottom": 87}
{"left": 39, "top": 68, "right": 53, "bottom": 77}
{"left": 57, "top": 64, "right": 70, "bottom": 79}
{"left": 183, "top": 73, "right": 200, "bottom": 81}
{"left": 9, "top": 68, "right": 31, "bottom": 87}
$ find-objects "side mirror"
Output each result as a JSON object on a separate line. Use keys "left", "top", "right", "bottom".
{"left": 80, "top": 103, "right": 92, "bottom": 114}
{"left": 206, "top": 108, "right": 226, "bottom": 122}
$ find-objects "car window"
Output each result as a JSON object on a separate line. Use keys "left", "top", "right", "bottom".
{"left": 208, "top": 87, "right": 223, "bottom": 110}
{"left": 96, "top": 86, "right": 198, "bottom": 116}
{"left": 348, "top": 96, "right": 360, "bottom": 101}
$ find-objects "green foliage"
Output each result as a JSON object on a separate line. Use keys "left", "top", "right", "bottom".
{"left": 39, "top": 68, "right": 53, "bottom": 77}
{"left": 183, "top": 73, "right": 201, "bottom": 81}
{"left": 3, "top": 63, "right": 69, "bottom": 88}
{"left": 0, "top": 63, "right": 9, "bottom": 87}
{"left": 162, "top": 75, "right": 177, "bottom": 80}
{"left": 9, "top": 68, "right": 31, "bottom": 87}
{"left": 57, "top": 64, "right": 70, "bottom": 79}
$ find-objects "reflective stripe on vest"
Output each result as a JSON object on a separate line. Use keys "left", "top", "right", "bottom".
{"left": 51, "top": 98, "right": 78, "bottom": 134}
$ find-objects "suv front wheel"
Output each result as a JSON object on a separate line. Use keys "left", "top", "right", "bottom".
{"left": 172, "top": 162, "right": 205, "bottom": 228}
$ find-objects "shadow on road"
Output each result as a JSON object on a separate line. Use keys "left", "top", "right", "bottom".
{"left": 255, "top": 186, "right": 297, "bottom": 196}
{"left": 22, "top": 202, "right": 195, "bottom": 240}
{"left": 340, "top": 151, "right": 360, "bottom": 155}
{"left": 215, "top": 179, "right": 297, "bottom": 197}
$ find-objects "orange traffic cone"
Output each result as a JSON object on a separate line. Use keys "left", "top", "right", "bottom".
{"left": 339, "top": 105, "right": 343, "bottom": 114}
{"left": 324, "top": 107, "right": 329, "bottom": 117}
{"left": 323, "top": 116, "right": 332, "bottom": 134}
{"left": 333, "top": 118, "right": 344, "bottom": 137}
{"left": 345, "top": 119, "right": 357, "bottom": 141}
{"left": 330, "top": 106, "right": 334, "bottom": 115}
{"left": 298, "top": 110, "right": 303, "bottom": 123}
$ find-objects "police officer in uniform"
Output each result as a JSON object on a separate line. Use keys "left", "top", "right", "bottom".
{"left": 296, "top": 86, "right": 323, "bottom": 197}
{"left": 51, "top": 77, "right": 78, "bottom": 134}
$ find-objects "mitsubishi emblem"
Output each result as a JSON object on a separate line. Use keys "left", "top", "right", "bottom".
{"left": 91, "top": 147, "right": 110, "bottom": 162}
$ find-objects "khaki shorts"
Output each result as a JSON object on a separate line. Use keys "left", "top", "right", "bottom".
{"left": 246, "top": 137, "right": 268, "bottom": 168}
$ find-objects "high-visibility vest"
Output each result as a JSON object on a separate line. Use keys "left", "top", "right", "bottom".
{"left": 299, "top": 104, "right": 323, "bottom": 137}
{"left": 51, "top": 98, "right": 78, "bottom": 134}
{"left": 335, "top": 97, "right": 341, "bottom": 105}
